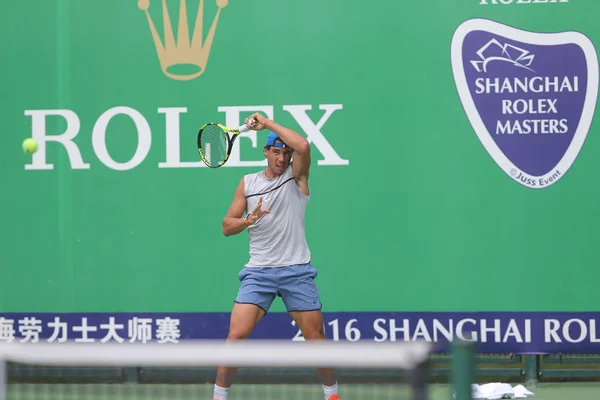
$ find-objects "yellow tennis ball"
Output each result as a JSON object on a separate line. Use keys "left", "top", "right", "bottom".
{"left": 22, "top": 138, "right": 38, "bottom": 154}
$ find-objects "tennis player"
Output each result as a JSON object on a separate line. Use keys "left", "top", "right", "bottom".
{"left": 213, "top": 112, "right": 340, "bottom": 400}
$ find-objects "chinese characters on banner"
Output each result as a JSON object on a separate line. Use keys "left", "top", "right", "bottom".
{"left": 0, "top": 316, "right": 181, "bottom": 344}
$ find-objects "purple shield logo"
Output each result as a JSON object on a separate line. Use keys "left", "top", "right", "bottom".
{"left": 451, "top": 19, "right": 599, "bottom": 189}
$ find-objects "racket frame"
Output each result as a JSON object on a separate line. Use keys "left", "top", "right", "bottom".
{"left": 197, "top": 118, "right": 254, "bottom": 168}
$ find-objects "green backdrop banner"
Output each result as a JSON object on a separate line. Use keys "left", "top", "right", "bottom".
{"left": 2, "top": 0, "right": 599, "bottom": 319}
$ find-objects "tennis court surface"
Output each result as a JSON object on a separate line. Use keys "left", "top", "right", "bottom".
{"left": 7, "top": 382, "right": 600, "bottom": 400}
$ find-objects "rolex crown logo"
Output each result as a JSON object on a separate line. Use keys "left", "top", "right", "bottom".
{"left": 139, "top": 0, "right": 228, "bottom": 81}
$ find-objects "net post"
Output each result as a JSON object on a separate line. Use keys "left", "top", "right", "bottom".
{"left": 451, "top": 339, "right": 476, "bottom": 400}
{"left": 524, "top": 354, "right": 539, "bottom": 389}
{"left": 125, "top": 366, "right": 139, "bottom": 383}
{"left": 0, "top": 357, "right": 6, "bottom": 400}
{"left": 410, "top": 357, "right": 429, "bottom": 400}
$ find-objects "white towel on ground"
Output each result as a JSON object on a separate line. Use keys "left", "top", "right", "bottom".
{"left": 471, "top": 383, "right": 535, "bottom": 399}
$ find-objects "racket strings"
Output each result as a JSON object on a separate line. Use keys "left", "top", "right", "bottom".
{"left": 200, "top": 125, "right": 229, "bottom": 166}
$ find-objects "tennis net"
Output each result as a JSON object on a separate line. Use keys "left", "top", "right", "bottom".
{"left": 0, "top": 339, "right": 473, "bottom": 400}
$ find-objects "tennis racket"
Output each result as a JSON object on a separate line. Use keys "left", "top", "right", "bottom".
{"left": 197, "top": 118, "right": 255, "bottom": 168}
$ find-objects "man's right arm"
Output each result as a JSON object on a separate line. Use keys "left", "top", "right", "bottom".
{"left": 222, "top": 178, "right": 249, "bottom": 237}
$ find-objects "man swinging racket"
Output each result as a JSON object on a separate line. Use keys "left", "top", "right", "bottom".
{"left": 213, "top": 112, "right": 340, "bottom": 400}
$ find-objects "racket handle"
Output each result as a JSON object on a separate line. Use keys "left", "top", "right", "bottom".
{"left": 239, "top": 118, "right": 256, "bottom": 133}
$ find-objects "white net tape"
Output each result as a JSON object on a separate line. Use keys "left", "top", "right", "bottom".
{"left": 0, "top": 340, "right": 435, "bottom": 400}
{"left": 0, "top": 340, "right": 433, "bottom": 369}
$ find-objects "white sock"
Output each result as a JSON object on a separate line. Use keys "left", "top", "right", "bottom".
{"left": 213, "top": 384, "right": 230, "bottom": 400}
{"left": 323, "top": 382, "right": 339, "bottom": 399}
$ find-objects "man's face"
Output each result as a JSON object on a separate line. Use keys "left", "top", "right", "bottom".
{"left": 264, "top": 144, "right": 293, "bottom": 176}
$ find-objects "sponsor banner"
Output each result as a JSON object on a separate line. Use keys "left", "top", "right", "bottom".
{"left": 452, "top": 18, "right": 599, "bottom": 189}
{"left": 1, "top": 312, "right": 599, "bottom": 354}
{"left": 23, "top": 104, "right": 349, "bottom": 171}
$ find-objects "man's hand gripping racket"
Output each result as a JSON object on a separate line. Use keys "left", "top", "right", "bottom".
{"left": 197, "top": 117, "right": 258, "bottom": 168}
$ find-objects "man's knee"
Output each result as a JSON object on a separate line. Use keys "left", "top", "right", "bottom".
{"left": 294, "top": 313, "right": 326, "bottom": 340}
{"left": 227, "top": 329, "right": 252, "bottom": 340}
{"left": 227, "top": 302, "right": 266, "bottom": 340}
{"left": 303, "top": 324, "right": 326, "bottom": 340}
{"left": 227, "top": 321, "right": 256, "bottom": 340}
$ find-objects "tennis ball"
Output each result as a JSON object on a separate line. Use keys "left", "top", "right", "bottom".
{"left": 22, "top": 138, "right": 38, "bottom": 155}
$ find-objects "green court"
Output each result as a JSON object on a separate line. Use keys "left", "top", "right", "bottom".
{"left": 7, "top": 382, "right": 600, "bottom": 400}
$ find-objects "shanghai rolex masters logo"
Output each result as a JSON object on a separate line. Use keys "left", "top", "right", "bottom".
{"left": 451, "top": 19, "right": 599, "bottom": 189}
{"left": 138, "top": 0, "right": 228, "bottom": 81}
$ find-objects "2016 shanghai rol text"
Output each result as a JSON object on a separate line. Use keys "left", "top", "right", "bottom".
{"left": 292, "top": 318, "right": 600, "bottom": 343}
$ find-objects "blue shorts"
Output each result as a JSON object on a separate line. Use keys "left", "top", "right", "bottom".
{"left": 235, "top": 263, "right": 322, "bottom": 313}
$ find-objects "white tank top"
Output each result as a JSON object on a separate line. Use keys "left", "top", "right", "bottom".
{"left": 243, "top": 165, "right": 311, "bottom": 267}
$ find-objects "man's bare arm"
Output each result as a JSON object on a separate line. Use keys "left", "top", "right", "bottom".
{"left": 245, "top": 113, "right": 311, "bottom": 195}
{"left": 264, "top": 118, "right": 311, "bottom": 181}
{"left": 222, "top": 178, "right": 249, "bottom": 237}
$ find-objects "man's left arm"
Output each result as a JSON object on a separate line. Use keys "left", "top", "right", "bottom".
{"left": 246, "top": 114, "right": 311, "bottom": 194}
{"left": 265, "top": 119, "right": 311, "bottom": 179}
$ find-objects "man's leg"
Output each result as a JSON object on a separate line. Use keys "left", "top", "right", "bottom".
{"left": 214, "top": 303, "right": 266, "bottom": 393}
{"left": 289, "top": 309, "right": 338, "bottom": 389}
{"left": 214, "top": 267, "right": 276, "bottom": 400}
{"left": 281, "top": 264, "right": 339, "bottom": 400}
